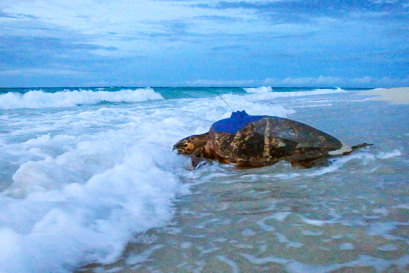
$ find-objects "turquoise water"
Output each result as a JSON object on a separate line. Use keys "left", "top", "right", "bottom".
{"left": 0, "top": 87, "right": 407, "bottom": 273}
{"left": 0, "top": 86, "right": 369, "bottom": 97}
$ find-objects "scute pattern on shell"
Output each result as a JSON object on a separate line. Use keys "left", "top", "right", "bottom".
{"left": 207, "top": 117, "right": 343, "bottom": 167}
{"left": 173, "top": 112, "right": 353, "bottom": 169}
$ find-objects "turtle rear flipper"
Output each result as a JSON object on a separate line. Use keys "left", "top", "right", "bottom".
{"left": 290, "top": 143, "right": 374, "bottom": 168}
{"left": 351, "top": 143, "right": 373, "bottom": 150}
{"left": 338, "top": 143, "right": 373, "bottom": 156}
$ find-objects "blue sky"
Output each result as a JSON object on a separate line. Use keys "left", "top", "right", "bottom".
{"left": 0, "top": 0, "right": 408, "bottom": 87}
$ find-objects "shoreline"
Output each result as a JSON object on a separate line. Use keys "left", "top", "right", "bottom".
{"left": 360, "top": 87, "right": 409, "bottom": 105}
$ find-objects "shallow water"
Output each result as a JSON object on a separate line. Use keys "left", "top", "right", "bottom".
{"left": 86, "top": 90, "right": 408, "bottom": 273}
{"left": 0, "top": 87, "right": 408, "bottom": 272}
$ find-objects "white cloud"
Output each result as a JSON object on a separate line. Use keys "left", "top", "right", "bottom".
{"left": 0, "top": 68, "right": 79, "bottom": 76}
{"left": 184, "top": 76, "right": 409, "bottom": 87}
{"left": 371, "top": 0, "right": 398, "bottom": 4}
{"left": 0, "top": 0, "right": 311, "bottom": 56}
{"left": 2, "top": 1, "right": 255, "bottom": 35}
{"left": 185, "top": 79, "right": 256, "bottom": 86}
{"left": 264, "top": 76, "right": 409, "bottom": 87}
{"left": 264, "top": 76, "right": 342, "bottom": 86}
{"left": 1, "top": 1, "right": 407, "bottom": 87}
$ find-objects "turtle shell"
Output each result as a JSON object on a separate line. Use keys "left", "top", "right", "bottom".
{"left": 206, "top": 111, "right": 344, "bottom": 167}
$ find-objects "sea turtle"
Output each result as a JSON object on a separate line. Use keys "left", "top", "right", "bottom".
{"left": 174, "top": 111, "right": 370, "bottom": 168}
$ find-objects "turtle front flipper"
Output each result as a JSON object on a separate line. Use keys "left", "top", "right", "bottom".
{"left": 192, "top": 148, "right": 211, "bottom": 169}
{"left": 173, "top": 133, "right": 208, "bottom": 155}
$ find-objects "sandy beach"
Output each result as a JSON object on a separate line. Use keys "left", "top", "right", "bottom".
{"left": 361, "top": 87, "right": 409, "bottom": 104}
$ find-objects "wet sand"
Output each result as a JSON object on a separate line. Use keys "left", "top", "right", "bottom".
{"left": 361, "top": 87, "right": 409, "bottom": 104}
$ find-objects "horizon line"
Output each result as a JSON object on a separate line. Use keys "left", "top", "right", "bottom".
{"left": 0, "top": 85, "right": 376, "bottom": 89}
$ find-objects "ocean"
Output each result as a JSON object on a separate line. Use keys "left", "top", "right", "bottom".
{"left": 0, "top": 87, "right": 408, "bottom": 273}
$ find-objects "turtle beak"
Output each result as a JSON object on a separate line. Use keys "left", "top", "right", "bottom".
{"left": 173, "top": 143, "right": 181, "bottom": 153}
{"left": 173, "top": 141, "right": 189, "bottom": 154}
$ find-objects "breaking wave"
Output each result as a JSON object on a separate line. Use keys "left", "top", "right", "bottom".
{"left": 244, "top": 86, "right": 273, "bottom": 93}
{"left": 243, "top": 86, "right": 345, "bottom": 97}
{"left": 0, "top": 88, "right": 163, "bottom": 109}
{"left": 0, "top": 107, "right": 188, "bottom": 273}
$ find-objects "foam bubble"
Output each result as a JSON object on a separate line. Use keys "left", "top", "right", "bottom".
{"left": 377, "top": 149, "right": 402, "bottom": 159}
{"left": 0, "top": 88, "right": 163, "bottom": 109}
{"left": 300, "top": 217, "right": 326, "bottom": 226}
{"left": 217, "top": 255, "right": 240, "bottom": 273}
{"left": 339, "top": 243, "right": 355, "bottom": 250}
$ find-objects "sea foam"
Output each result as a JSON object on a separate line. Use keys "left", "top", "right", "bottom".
{"left": 0, "top": 105, "right": 189, "bottom": 273}
{"left": 0, "top": 87, "right": 352, "bottom": 272}
{"left": 243, "top": 86, "right": 345, "bottom": 96}
{"left": 244, "top": 86, "right": 273, "bottom": 93}
{"left": 0, "top": 88, "right": 163, "bottom": 109}
{"left": 0, "top": 143, "right": 186, "bottom": 273}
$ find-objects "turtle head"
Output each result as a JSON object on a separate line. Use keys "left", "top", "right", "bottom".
{"left": 173, "top": 133, "right": 208, "bottom": 155}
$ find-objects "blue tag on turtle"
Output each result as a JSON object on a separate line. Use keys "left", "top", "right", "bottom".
{"left": 212, "top": 111, "right": 266, "bottom": 133}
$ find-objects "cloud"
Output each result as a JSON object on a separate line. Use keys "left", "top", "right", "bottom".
{"left": 0, "top": 1, "right": 408, "bottom": 87}
{"left": 195, "top": 0, "right": 407, "bottom": 14}
{"left": 211, "top": 45, "right": 246, "bottom": 51}
{"left": 193, "top": 0, "right": 409, "bottom": 26}
{"left": 0, "top": 10, "right": 15, "bottom": 18}
{"left": 185, "top": 79, "right": 256, "bottom": 86}
{"left": 0, "top": 35, "right": 118, "bottom": 73}
{"left": 263, "top": 76, "right": 409, "bottom": 87}
{"left": 183, "top": 76, "right": 409, "bottom": 88}
{"left": 0, "top": 68, "right": 79, "bottom": 76}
